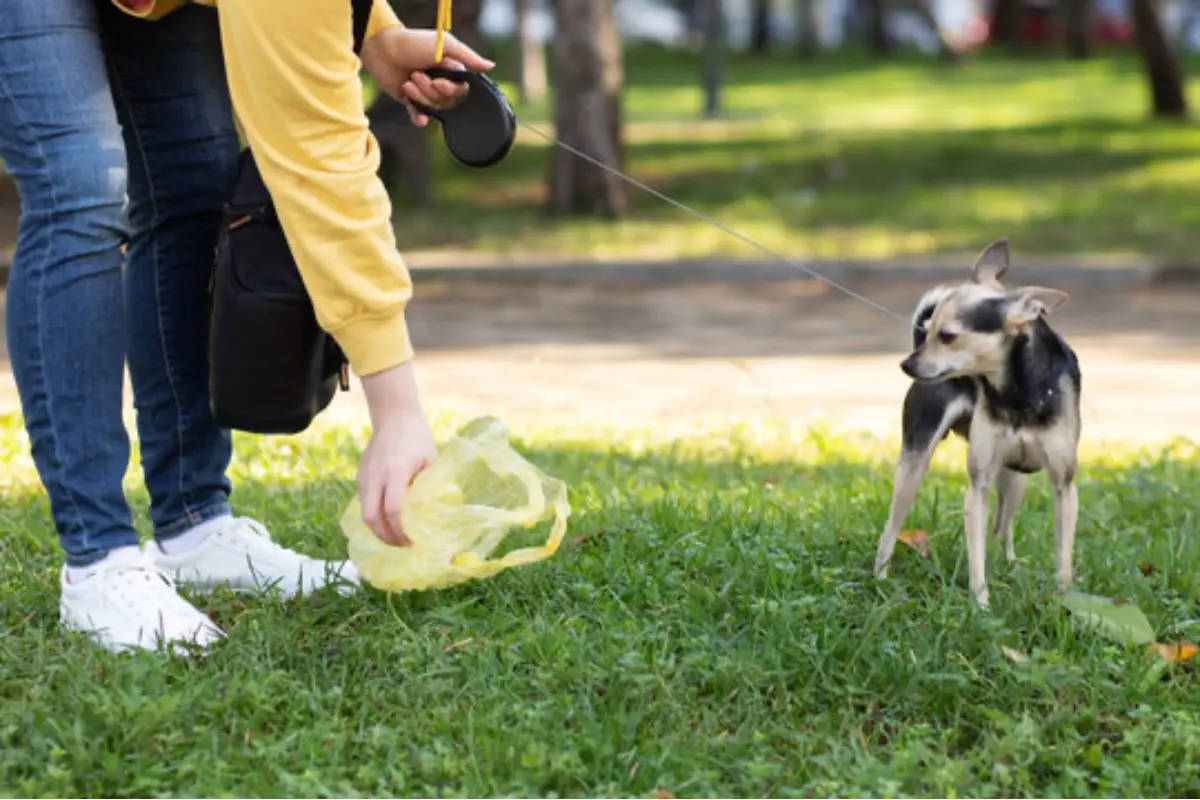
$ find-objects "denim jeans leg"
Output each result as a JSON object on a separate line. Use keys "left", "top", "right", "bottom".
{"left": 0, "top": 0, "right": 140, "bottom": 567}
{"left": 99, "top": 2, "right": 241, "bottom": 541}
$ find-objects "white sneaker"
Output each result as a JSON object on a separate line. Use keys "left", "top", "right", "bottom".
{"left": 149, "top": 516, "right": 360, "bottom": 599}
{"left": 60, "top": 546, "right": 224, "bottom": 655}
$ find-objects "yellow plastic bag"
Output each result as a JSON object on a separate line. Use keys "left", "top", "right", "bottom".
{"left": 340, "top": 416, "right": 570, "bottom": 592}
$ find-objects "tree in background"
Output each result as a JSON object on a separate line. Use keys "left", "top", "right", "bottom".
{"left": 1130, "top": 0, "right": 1189, "bottom": 117}
{"left": 367, "top": 0, "right": 488, "bottom": 208}
{"left": 1063, "top": 0, "right": 1094, "bottom": 58}
{"left": 702, "top": 0, "right": 724, "bottom": 115}
{"left": 513, "top": 0, "right": 547, "bottom": 104}
{"left": 546, "top": 0, "right": 628, "bottom": 216}
{"left": 750, "top": 0, "right": 773, "bottom": 53}
{"left": 990, "top": 0, "right": 1025, "bottom": 50}
{"left": 795, "top": 0, "right": 820, "bottom": 56}
{"left": 864, "top": 0, "right": 892, "bottom": 54}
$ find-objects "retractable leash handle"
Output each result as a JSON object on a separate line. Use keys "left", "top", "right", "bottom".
{"left": 408, "top": 67, "right": 517, "bottom": 168}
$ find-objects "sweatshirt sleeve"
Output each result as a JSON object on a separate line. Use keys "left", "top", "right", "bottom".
{"left": 216, "top": 0, "right": 415, "bottom": 377}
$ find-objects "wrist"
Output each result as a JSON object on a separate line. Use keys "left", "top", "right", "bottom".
{"left": 360, "top": 361, "right": 424, "bottom": 427}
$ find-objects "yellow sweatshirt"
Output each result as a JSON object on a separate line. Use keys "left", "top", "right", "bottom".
{"left": 114, "top": 0, "right": 414, "bottom": 377}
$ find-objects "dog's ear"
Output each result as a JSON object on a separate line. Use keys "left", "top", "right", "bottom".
{"left": 971, "top": 238, "right": 1010, "bottom": 287}
{"left": 1005, "top": 286, "right": 1069, "bottom": 328}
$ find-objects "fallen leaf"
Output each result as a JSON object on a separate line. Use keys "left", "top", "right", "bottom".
{"left": 1001, "top": 645, "right": 1029, "bottom": 664}
{"left": 898, "top": 530, "right": 931, "bottom": 560}
{"left": 1138, "top": 560, "right": 1156, "bottom": 577}
{"left": 652, "top": 793, "right": 676, "bottom": 800}
{"left": 572, "top": 530, "right": 606, "bottom": 546}
{"left": 1059, "top": 592, "right": 1156, "bottom": 646}
{"left": 443, "top": 638, "right": 474, "bottom": 653}
{"left": 1148, "top": 641, "right": 1199, "bottom": 664}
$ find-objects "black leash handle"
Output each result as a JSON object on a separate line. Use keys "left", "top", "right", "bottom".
{"left": 408, "top": 67, "right": 516, "bottom": 168}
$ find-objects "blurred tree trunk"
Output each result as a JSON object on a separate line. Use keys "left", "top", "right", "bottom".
{"left": 795, "top": 0, "right": 819, "bottom": 55}
{"left": 514, "top": 0, "right": 546, "bottom": 103}
{"left": 366, "top": 0, "right": 488, "bottom": 207}
{"left": 703, "top": 0, "right": 724, "bottom": 114}
{"left": 992, "top": 0, "right": 1025, "bottom": 48}
{"left": 1130, "top": 0, "right": 1189, "bottom": 117}
{"left": 866, "top": 0, "right": 891, "bottom": 53}
{"left": 677, "top": 0, "right": 704, "bottom": 49}
{"left": 1062, "top": 0, "right": 1093, "bottom": 57}
{"left": 547, "top": 0, "right": 627, "bottom": 217}
{"left": 751, "top": 0, "right": 773, "bottom": 53}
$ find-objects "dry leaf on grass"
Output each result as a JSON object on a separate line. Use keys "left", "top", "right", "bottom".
{"left": 898, "top": 530, "right": 931, "bottom": 560}
{"left": 572, "top": 530, "right": 606, "bottom": 546}
{"left": 1138, "top": 560, "right": 1156, "bottom": 577}
{"left": 1001, "top": 645, "right": 1030, "bottom": 664}
{"left": 1148, "top": 642, "right": 1199, "bottom": 664}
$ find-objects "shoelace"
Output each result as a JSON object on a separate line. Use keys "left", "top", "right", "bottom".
{"left": 216, "top": 518, "right": 303, "bottom": 559}
{"left": 97, "top": 555, "right": 209, "bottom": 632}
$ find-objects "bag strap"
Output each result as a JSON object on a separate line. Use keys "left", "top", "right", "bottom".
{"left": 351, "top": 0, "right": 372, "bottom": 55}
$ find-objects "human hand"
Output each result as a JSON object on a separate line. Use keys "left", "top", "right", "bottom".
{"left": 357, "top": 363, "right": 438, "bottom": 546}
{"left": 361, "top": 27, "right": 496, "bottom": 127}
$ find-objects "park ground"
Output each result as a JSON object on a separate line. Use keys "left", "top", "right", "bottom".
{"left": 2, "top": 276, "right": 1199, "bottom": 797}
{"left": 2, "top": 49, "right": 1200, "bottom": 797}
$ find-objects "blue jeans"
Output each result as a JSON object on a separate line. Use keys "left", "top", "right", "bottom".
{"left": 0, "top": 0, "right": 239, "bottom": 566}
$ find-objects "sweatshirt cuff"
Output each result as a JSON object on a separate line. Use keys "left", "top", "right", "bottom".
{"left": 331, "top": 310, "right": 415, "bottom": 378}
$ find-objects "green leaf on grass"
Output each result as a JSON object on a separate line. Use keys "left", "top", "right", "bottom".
{"left": 1059, "top": 592, "right": 1156, "bottom": 646}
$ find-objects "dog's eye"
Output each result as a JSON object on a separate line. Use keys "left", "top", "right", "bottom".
{"left": 937, "top": 330, "right": 958, "bottom": 345}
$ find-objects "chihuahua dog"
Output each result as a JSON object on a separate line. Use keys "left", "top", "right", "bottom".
{"left": 873, "top": 238, "right": 1082, "bottom": 608}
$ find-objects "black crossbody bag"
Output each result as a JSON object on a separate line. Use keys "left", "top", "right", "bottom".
{"left": 208, "top": 0, "right": 514, "bottom": 435}
{"left": 207, "top": 0, "right": 373, "bottom": 435}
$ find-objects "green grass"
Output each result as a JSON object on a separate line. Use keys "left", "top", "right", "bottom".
{"left": 3, "top": 412, "right": 1200, "bottom": 796}
{"left": 392, "top": 46, "right": 1200, "bottom": 263}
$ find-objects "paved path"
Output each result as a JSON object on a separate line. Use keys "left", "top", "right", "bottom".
{"left": 1, "top": 278, "right": 1197, "bottom": 446}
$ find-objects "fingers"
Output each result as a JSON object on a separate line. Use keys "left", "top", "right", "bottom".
{"left": 439, "top": 34, "right": 495, "bottom": 72}
{"left": 401, "top": 97, "right": 429, "bottom": 127}
{"left": 360, "top": 473, "right": 412, "bottom": 547}
{"left": 359, "top": 470, "right": 394, "bottom": 545}
{"left": 382, "top": 475, "right": 413, "bottom": 548}
{"left": 406, "top": 71, "right": 468, "bottom": 112}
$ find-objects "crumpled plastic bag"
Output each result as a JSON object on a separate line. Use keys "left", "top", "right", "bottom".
{"left": 341, "top": 416, "right": 570, "bottom": 592}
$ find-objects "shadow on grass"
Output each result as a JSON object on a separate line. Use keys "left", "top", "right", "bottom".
{"left": 1, "top": 429, "right": 1198, "bottom": 795}
{"left": 411, "top": 116, "right": 1200, "bottom": 250}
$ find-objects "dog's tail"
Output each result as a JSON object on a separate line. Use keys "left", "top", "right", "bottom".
{"left": 911, "top": 286, "right": 952, "bottom": 349}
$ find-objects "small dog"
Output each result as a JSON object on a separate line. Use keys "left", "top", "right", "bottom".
{"left": 873, "top": 238, "right": 1082, "bottom": 608}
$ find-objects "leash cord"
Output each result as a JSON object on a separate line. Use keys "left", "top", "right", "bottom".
{"left": 516, "top": 120, "right": 916, "bottom": 329}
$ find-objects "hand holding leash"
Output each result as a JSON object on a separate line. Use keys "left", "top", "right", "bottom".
{"left": 360, "top": 27, "right": 495, "bottom": 127}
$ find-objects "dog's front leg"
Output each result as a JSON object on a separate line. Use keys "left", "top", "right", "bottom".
{"left": 965, "top": 430, "right": 1001, "bottom": 608}
{"left": 875, "top": 449, "right": 935, "bottom": 579}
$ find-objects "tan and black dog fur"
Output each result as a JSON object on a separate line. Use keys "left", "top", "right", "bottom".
{"left": 874, "top": 238, "right": 1082, "bottom": 608}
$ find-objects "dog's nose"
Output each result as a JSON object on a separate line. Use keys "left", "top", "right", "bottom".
{"left": 900, "top": 355, "right": 918, "bottom": 378}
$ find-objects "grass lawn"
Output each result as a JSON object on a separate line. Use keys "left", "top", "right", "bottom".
{"left": 391, "top": 47, "right": 1200, "bottom": 264}
{"left": 2, "top": 412, "right": 1199, "bottom": 796}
